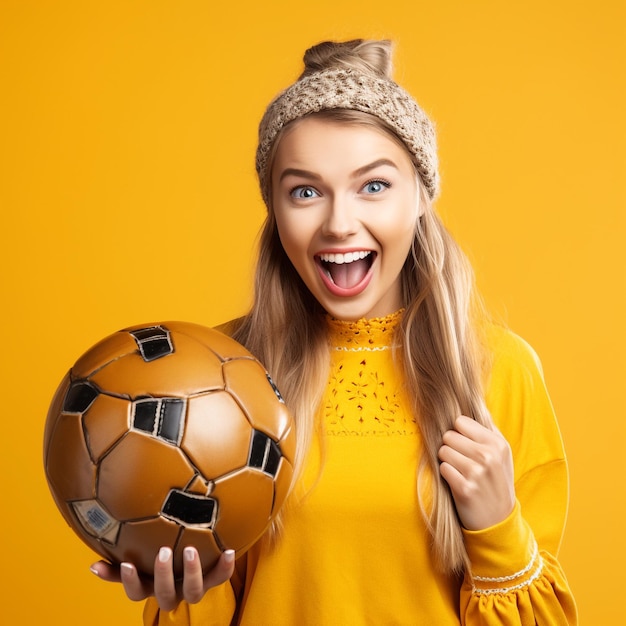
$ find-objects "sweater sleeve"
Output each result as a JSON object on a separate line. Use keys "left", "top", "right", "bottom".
{"left": 459, "top": 327, "right": 578, "bottom": 625}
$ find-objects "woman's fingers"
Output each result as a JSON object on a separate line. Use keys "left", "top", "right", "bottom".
{"left": 150, "top": 547, "right": 237, "bottom": 610}
{"left": 90, "top": 560, "right": 121, "bottom": 583}
{"left": 182, "top": 547, "right": 236, "bottom": 604}
{"left": 153, "top": 547, "right": 179, "bottom": 611}
{"left": 120, "top": 562, "right": 154, "bottom": 602}
{"left": 91, "top": 559, "right": 154, "bottom": 601}
{"left": 439, "top": 415, "right": 515, "bottom": 530}
{"left": 91, "top": 547, "right": 236, "bottom": 610}
{"left": 439, "top": 434, "right": 476, "bottom": 472}
{"left": 205, "top": 550, "right": 236, "bottom": 590}
{"left": 181, "top": 547, "right": 204, "bottom": 604}
{"left": 450, "top": 414, "right": 491, "bottom": 441}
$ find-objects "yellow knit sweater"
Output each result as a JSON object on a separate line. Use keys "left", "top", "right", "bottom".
{"left": 144, "top": 312, "right": 577, "bottom": 625}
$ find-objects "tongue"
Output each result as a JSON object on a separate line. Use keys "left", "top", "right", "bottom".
{"left": 328, "top": 258, "right": 370, "bottom": 289}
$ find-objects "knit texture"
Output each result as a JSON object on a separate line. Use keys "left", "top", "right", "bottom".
{"left": 256, "top": 67, "right": 439, "bottom": 204}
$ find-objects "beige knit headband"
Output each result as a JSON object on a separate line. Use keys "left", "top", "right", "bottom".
{"left": 255, "top": 67, "right": 440, "bottom": 204}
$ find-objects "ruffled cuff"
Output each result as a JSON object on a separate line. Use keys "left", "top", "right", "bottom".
{"left": 459, "top": 502, "right": 578, "bottom": 624}
{"left": 462, "top": 500, "right": 542, "bottom": 593}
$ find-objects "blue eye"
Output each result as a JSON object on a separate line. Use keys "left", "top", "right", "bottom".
{"left": 362, "top": 179, "right": 390, "bottom": 194}
{"left": 290, "top": 186, "right": 319, "bottom": 199}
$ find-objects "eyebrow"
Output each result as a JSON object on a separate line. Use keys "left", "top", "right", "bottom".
{"left": 278, "top": 168, "right": 322, "bottom": 183}
{"left": 278, "top": 158, "right": 399, "bottom": 183}
{"left": 352, "top": 158, "right": 399, "bottom": 178}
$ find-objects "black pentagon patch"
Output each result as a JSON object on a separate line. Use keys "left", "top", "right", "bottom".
{"left": 248, "top": 430, "right": 282, "bottom": 477}
{"left": 129, "top": 326, "right": 174, "bottom": 362}
{"left": 132, "top": 398, "right": 185, "bottom": 444}
{"left": 162, "top": 490, "right": 217, "bottom": 527}
{"left": 63, "top": 381, "right": 99, "bottom": 413}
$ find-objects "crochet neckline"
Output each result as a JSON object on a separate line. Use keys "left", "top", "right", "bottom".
{"left": 326, "top": 310, "right": 404, "bottom": 350}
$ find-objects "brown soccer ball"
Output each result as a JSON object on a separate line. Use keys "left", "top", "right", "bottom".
{"left": 43, "top": 321, "right": 296, "bottom": 578}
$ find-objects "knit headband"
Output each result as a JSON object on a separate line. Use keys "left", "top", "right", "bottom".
{"left": 255, "top": 67, "right": 440, "bottom": 204}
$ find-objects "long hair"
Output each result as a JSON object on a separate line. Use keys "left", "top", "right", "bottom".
{"left": 400, "top": 183, "right": 491, "bottom": 573}
{"left": 233, "top": 39, "right": 491, "bottom": 574}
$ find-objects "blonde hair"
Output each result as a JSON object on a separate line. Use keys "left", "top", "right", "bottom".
{"left": 234, "top": 39, "right": 491, "bottom": 574}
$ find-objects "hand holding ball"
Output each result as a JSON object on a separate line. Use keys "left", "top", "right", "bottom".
{"left": 43, "top": 322, "right": 295, "bottom": 578}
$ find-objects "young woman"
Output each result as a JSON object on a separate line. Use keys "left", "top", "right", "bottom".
{"left": 93, "top": 39, "right": 577, "bottom": 624}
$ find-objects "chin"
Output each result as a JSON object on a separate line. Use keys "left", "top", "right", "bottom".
{"left": 320, "top": 300, "right": 393, "bottom": 322}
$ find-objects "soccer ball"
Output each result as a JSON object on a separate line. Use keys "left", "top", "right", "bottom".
{"left": 43, "top": 321, "right": 296, "bottom": 578}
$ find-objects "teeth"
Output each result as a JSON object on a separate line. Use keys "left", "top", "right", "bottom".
{"left": 319, "top": 251, "right": 371, "bottom": 265}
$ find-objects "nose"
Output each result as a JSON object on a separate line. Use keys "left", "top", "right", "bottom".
{"left": 321, "top": 194, "right": 359, "bottom": 240}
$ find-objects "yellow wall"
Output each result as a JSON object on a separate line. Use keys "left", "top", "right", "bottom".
{"left": 1, "top": 1, "right": 623, "bottom": 623}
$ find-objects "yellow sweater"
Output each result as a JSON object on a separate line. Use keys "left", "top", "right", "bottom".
{"left": 145, "top": 312, "right": 577, "bottom": 625}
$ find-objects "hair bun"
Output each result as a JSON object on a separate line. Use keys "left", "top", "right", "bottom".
{"left": 301, "top": 39, "right": 393, "bottom": 79}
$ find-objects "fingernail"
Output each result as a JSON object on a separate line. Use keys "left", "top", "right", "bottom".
{"left": 224, "top": 549, "right": 235, "bottom": 564}
{"left": 159, "top": 547, "right": 172, "bottom": 563}
{"left": 90, "top": 566, "right": 100, "bottom": 577}
{"left": 184, "top": 547, "right": 195, "bottom": 562}
{"left": 120, "top": 562, "right": 134, "bottom": 576}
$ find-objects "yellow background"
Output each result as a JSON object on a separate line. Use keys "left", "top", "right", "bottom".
{"left": 1, "top": 1, "right": 624, "bottom": 623}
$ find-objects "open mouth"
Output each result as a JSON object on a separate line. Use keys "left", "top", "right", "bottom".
{"left": 315, "top": 250, "right": 376, "bottom": 292}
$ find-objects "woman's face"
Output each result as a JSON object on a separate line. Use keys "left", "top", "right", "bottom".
{"left": 271, "top": 116, "right": 421, "bottom": 321}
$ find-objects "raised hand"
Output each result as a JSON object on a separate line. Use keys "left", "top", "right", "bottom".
{"left": 438, "top": 415, "right": 516, "bottom": 531}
